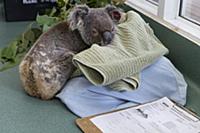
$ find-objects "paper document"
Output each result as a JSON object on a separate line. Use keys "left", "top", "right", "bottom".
{"left": 90, "top": 97, "right": 200, "bottom": 133}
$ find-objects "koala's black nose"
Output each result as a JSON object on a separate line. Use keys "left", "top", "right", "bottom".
{"left": 103, "top": 31, "right": 113, "bottom": 45}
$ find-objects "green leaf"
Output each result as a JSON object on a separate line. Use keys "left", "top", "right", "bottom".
{"left": 23, "top": 29, "right": 35, "bottom": 43}
{"left": 14, "top": 53, "right": 25, "bottom": 64}
{"left": 49, "top": 7, "right": 57, "bottom": 17}
{"left": 0, "top": 49, "right": 23, "bottom": 72}
{"left": 36, "top": 15, "right": 59, "bottom": 26}
{"left": 0, "top": 41, "right": 18, "bottom": 60}
{"left": 31, "top": 28, "right": 42, "bottom": 39}
{"left": 0, "top": 48, "right": 4, "bottom": 63}
{"left": 10, "top": 41, "right": 18, "bottom": 58}
{"left": 0, "top": 61, "right": 18, "bottom": 72}
{"left": 36, "top": 15, "right": 60, "bottom": 32}
{"left": 57, "top": 0, "right": 69, "bottom": 7}
{"left": 42, "top": 24, "right": 51, "bottom": 32}
{"left": 0, "top": 27, "right": 42, "bottom": 72}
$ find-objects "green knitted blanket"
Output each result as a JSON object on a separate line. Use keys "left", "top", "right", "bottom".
{"left": 72, "top": 11, "right": 169, "bottom": 91}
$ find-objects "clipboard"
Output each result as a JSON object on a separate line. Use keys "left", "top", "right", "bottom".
{"left": 76, "top": 108, "right": 128, "bottom": 133}
{"left": 76, "top": 97, "right": 200, "bottom": 133}
{"left": 76, "top": 115, "right": 102, "bottom": 133}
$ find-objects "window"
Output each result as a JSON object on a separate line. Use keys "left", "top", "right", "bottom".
{"left": 126, "top": 0, "right": 159, "bottom": 15}
{"left": 147, "top": 0, "right": 159, "bottom": 5}
{"left": 180, "top": 0, "right": 200, "bottom": 25}
{"left": 126, "top": 0, "right": 200, "bottom": 44}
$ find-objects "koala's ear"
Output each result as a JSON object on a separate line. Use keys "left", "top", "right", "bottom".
{"left": 105, "top": 5, "right": 123, "bottom": 23}
{"left": 68, "top": 5, "right": 89, "bottom": 30}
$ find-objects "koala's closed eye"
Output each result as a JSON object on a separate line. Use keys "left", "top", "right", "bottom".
{"left": 92, "top": 28, "right": 99, "bottom": 37}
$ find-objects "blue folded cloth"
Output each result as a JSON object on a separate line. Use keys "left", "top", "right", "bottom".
{"left": 56, "top": 57, "right": 187, "bottom": 117}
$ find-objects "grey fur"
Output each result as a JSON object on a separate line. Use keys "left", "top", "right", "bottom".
{"left": 19, "top": 5, "right": 122, "bottom": 100}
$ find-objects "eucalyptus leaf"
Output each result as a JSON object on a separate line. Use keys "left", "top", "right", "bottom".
{"left": 31, "top": 28, "right": 43, "bottom": 39}
{"left": 0, "top": 61, "right": 19, "bottom": 72}
{"left": 23, "top": 29, "right": 35, "bottom": 43}
{"left": 0, "top": 27, "right": 42, "bottom": 72}
{"left": 57, "top": 0, "right": 69, "bottom": 7}
{"left": 49, "top": 7, "right": 57, "bottom": 17}
{"left": 9, "top": 41, "right": 18, "bottom": 59}
{"left": 36, "top": 15, "right": 59, "bottom": 26}
{"left": 0, "top": 49, "right": 3, "bottom": 63}
{"left": 0, "top": 40, "right": 18, "bottom": 61}
{"left": 42, "top": 24, "right": 51, "bottom": 32}
{"left": 0, "top": 49, "right": 23, "bottom": 72}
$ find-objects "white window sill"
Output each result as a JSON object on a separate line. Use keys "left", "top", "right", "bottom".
{"left": 125, "top": 0, "right": 200, "bottom": 46}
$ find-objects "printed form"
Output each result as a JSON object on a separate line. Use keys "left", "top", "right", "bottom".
{"left": 90, "top": 97, "right": 200, "bottom": 133}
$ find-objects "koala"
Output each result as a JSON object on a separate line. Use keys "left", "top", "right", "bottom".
{"left": 19, "top": 5, "right": 123, "bottom": 100}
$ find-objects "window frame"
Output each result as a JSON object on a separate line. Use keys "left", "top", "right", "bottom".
{"left": 179, "top": 0, "right": 200, "bottom": 26}
{"left": 125, "top": 0, "right": 200, "bottom": 46}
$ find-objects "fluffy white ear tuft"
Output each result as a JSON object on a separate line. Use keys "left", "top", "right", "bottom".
{"left": 68, "top": 4, "right": 89, "bottom": 30}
